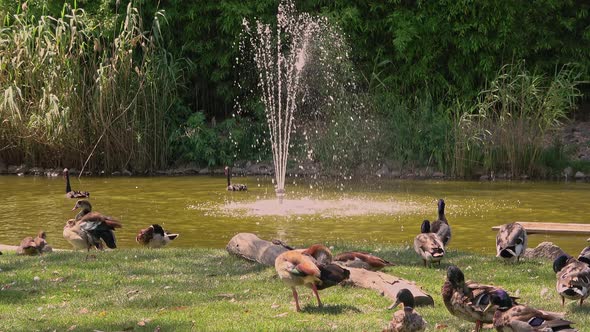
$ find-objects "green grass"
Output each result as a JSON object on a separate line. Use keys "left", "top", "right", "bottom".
{"left": 1, "top": 245, "right": 589, "bottom": 331}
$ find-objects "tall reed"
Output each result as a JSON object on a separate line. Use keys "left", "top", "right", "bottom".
{"left": 0, "top": 4, "right": 185, "bottom": 172}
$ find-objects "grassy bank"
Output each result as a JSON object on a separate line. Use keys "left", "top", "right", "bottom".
{"left": 1, "top": 244, "right": 589, "bottom": 331}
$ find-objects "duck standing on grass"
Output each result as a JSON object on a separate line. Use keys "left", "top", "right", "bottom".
{"left": 496, "top": 222, "right": 527, "bottom": 263}
{"left": 136, "top": 224, "right": 179, "bottom": 248}
{"left": 17, "top": 231, "right": 52, "bottom": 255}
{"left": 384, "top": 288, "right": 426, "bottom": 332}
{"left": 225, "top": 166, "right": 247, "bottom": 191}
{"left": 430, "top": 198, "right": 451, "bottom": 247}
{"left": 413, "top": 220, "right": 445, "bottom": 267}
{"left": 64, "top": 202, "right": 122, "bottom": 257}
{"left": 274, "top": 244, "right": 349, "bottom": 312}
{"left": 64, "top": 168, "right": 89, "bottom": 198}
{"left": 486, "top": 289, "right": 578, "bottom": 332}
{"left": 442, "top": 265, "right": 517, "bottom": 332}
{"left": 553, "top": 254, "right": 590, "bottom": 306}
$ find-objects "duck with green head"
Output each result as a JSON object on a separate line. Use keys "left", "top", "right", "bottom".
{"left": 385, "top": 288, "right": 426, "bottom": 332}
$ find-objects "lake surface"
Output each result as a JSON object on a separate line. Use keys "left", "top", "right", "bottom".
{"left": 0, "top": 175, "right": 588, "bottom": 256}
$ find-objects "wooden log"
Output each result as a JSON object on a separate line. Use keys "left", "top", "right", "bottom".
{"left": 226, "top": 233, "right": 434, "bottom": 306}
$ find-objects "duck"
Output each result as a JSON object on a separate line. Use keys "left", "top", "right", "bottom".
{"left": 578, "top": 244, "right": 590, "bottom": 266}
{"left": 16, "top": 231, "right": 52, "bottom": 255}
{"left": 384, "top": 288, "right": 427, "bottom": 332}
{"left": 67, "top": 202, "right": 122, "bottom": 252}
{"left": 413, "top": 220, "right": 445, "bottom": 267}
{"left": 496, "top": 222, "right": 527, "bottom": 262}
{"left": 225, "top": 166, "right": 247, "bottom": 191}
{"left": 553, "top": 254, "right": 590, "bottom": 306}
{"left": 442, "top": 265, "right": 517, "bottom": 332}
{"left": 485, "top": 289, "right": 578, "bottom": 332}
{"left": 64, "top": 168, "right": 90, "bottom": 198}
{"left": 72, "top": 199, "right": 93, "bottom": 220}
{"left": 136, "top": 224, "right": 179, "bottom": 248}
{"left": 334, "top": 251, "right": 394, "bottom": 271}
{"left": 274, "top": 244, "right": 350, "bottom": 312}
{"left": 430, "top": 198, "right": 451, "bottom": 247}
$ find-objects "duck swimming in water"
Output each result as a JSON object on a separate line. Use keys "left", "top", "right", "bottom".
{"left": 225, "top": 166, "right": 247, "bottom": 191}
{"left": 64, "top": 168, "right": 89, "bottom": 198}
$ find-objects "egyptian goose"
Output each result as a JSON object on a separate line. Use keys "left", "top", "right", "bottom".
{"left": 385, "top": 288, "right": 427, "bottom": 332}
{"left": 413, "top": 220, "right": 445, "bottom": 267}
{"left": 17, "top": 231, "right": 52, "bottom": 255}
{"left": 66, "top": 201, "right": 122, "bottom": 253}
{"left": 225, "top": 166, "right": 247, "bottom": 191}
{"left": 430, "top": 199, "right": 451, "bottom": 247}
{"left": 275, "top": 244, "right": 349, "bottom": 311}
{"left": 64, "top": 168, "right": 89, "bottom": 198}
{"left": 496, "top": 222, "right": 527, "bottom": 262}
{"left": 136, "top": 224, "right": 179, "bottom": 248}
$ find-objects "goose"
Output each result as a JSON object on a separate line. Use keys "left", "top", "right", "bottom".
{"left": 430, "top": 199, "right": 451, "bottom": 247}
{"left": 485, "top": 289, "right": 578, "bottom": 331}
{"left": 274, "top": 244, "right": 349, "bottom": 311}
{"left": 442, "top": 265, "right": 517, "bottom": 332}
{"left": 413, "top": 220, "right": 445, "bottom": 267}
{"left": 16, "top": 231, "right": 52, "bottom": 255}
{"left": 553, "top": 254, "right": 590, "bottom": 306}
{"left": 496, "top": 222, "right": 528, "bottom": 262}
{"left": 136, "top": 224, "right": 179, "bottom": 248}
{"left": 64, "top": 168, "right": 89, "bottom": 198}
{"left": 385, "top": 288, "right": 427, "bottom": 332}
{"left": 71, "top": 199, "right": 93, "bottom": 220}
{"left": 225, "top": 166, "right": 247, "bottom": 191}
{"left": 333, "top": 251, "right": 394, "bottom": 271}
{"left": 65, "top": 202, "right": 122, "bottom": 254}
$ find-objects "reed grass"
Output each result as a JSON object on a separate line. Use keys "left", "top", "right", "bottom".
{"left": 0, "top": 245, "right": 588, "bottom": 331}
{"left": 0, "top": 4, "right": 186, "bottom": 172}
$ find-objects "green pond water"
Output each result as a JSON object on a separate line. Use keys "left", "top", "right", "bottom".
{"left": 0, "top": 175, "right": 589, "bottom": 256}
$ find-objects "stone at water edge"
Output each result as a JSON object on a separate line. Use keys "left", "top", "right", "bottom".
{"left": 523, "top": 241, "right": 566, "bottom": 261}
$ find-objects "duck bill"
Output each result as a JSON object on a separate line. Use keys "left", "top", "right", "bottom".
{"left": 483, "top": 302, "right": 493, "bottom": 313}
{"left": 387, "top": 300, "right": 401, "bottom": 310}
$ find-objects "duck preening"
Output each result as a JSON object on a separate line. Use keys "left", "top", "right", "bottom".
{"left": 136, "top": 224, "right": 179, "bottom": 248}
{"left": 486, "top": 289, "right": 578, "bottom": 332}
{"left": 496, "top": 222, "right": 527, "bottom": 263}
{"left": 275, "top": 244, "right": 350, "bottom": 312}
{"left": 64, "top": 201, "right": 122, "bottom": 256}
{"left": 442, "top": 265, "right": 517, "bottom": 332}
{"left": 333, "top": 251, "right": 394, "bottom": 271}
{"left": 430, "top": 199, "right": 451, "bottom": 247}
{"left": 225, "top": 166, "right": 247, "bottom": 191}
{"left": 413, "top": 220, "right": 445, "bottom": 267}
{"left": 578, "top": 245, "right": 590, "bottom": 266}
{"left": 17, "top": 231, "right": 52, "bottom": 255}
{"left": 64, "top": 168, "right": 90, "bottom": 199}
{"left": 553, "top": 254, "right": 590, "bottom": 306}
{"left": 385, "top": 288, "right": 427, "bottom": 332}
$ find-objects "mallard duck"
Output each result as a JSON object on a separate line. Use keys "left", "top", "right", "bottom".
{"left": 486, "top": 289, "right": 578, "bottom": 331}
{"left": 496, "top": 222, "right": 527, "bottom": 262}
{"left": 136, "top": 224, "right": 179, "bottom": 248}
{"left": 67, "top": 202, "right": 122, "bottom": 252}
{"left": 385, "top": 288, "right": 427, "bottom": 332}
{"left": 225, "top": 166, "right": 247, "bottom": 191}
{"left": 64, "top": 168, "right": 89, "bottom": 198}
{"left": 442, "top": 265, "right": 517, "bottom": 332}
{"left": 274, "top": 245, "right": 350, "bottom": 312}
{"left": 16, "top": 231, "right": 52, "bottom": 255}
{"left": 578, "top": 245, "right": 590, "bottom": 266}
{"left": 553, "top": 254, "right": 590, "bottom": 306}
{"left": 334, "top": 251, "right": 394, "bottom": 271}
{"left": 72, "top": 199, "right": 93, "bottom": 220}
{"left": 413, "top": 220, "right": 445, "bottom": 267}
{"left": 430, "top": 199, "right": 451, "bottom": 247}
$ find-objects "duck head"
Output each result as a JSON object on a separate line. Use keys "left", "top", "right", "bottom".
{"left": 420, "top": 220, "right": 431, "bottom": 233}
{"left": 485, "top": 289, "right": 513, "bottom": 313}
{"left": 64, "top": 219, "right": 77, "bottom": 229}
{"left": 446, "top": 265, "right": 465, "bottom": 288}
{"left": 552, "top": 254, "right": 572, "bottom": 273}
{"left": 437, "top": 198, "right": 445, "bottom": 216}
{"left": 72, "top": 199, "right": 92, "bottom": 212}
{"left": 388, "top": 288, "right": 415, "bottom": 310}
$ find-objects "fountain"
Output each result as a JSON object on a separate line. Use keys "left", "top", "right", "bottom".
{"left": 240, "top": 0, "right": 353, "bottom": 203}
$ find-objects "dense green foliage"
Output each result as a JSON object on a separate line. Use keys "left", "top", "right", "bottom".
{"left": 1, "top": 246, "right": 590, "bottom": 331}
{"left": 0, "top": 0, "right": 588, "bottom": 175}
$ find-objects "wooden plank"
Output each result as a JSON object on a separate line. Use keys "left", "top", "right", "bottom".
{"left": 492, "top": 222, "right": 590, "bottom": 235}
